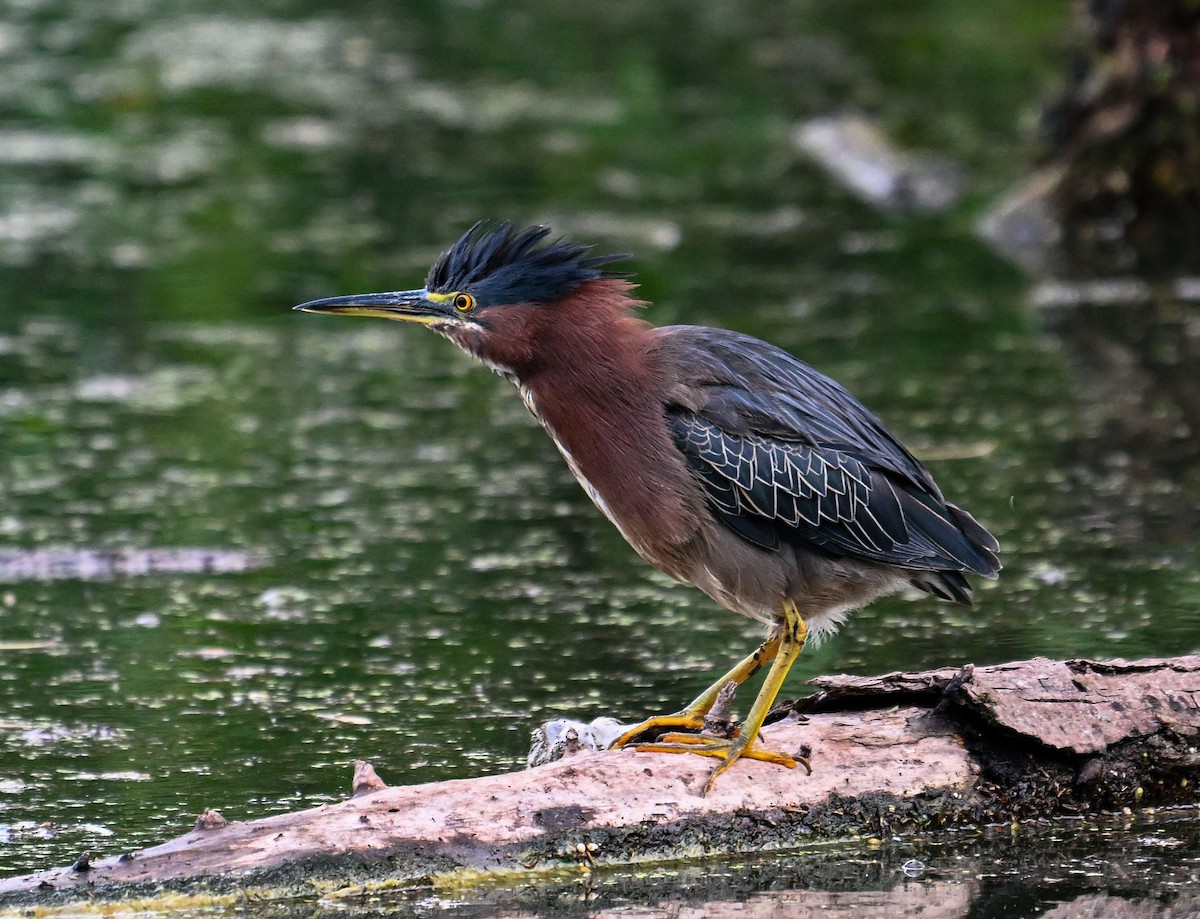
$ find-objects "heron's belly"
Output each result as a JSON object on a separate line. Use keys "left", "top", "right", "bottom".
{"left": 688, "top": 535, "right": 911, "bottom": 638}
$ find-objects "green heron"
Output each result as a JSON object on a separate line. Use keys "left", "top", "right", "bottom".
{"left": 296, "top": 221, "right": 1000, "bottom": 794}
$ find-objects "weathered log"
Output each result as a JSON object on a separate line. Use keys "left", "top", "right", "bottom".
{"left": 2, "top": 655, "right": 1197, "bottom": 902}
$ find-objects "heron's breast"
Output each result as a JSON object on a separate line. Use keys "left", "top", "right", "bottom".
{"left": 518, "top": 384, "right": 628, "bottom": 537}
{"left": 516, "top": 382, "right": 701, "bottom": 574}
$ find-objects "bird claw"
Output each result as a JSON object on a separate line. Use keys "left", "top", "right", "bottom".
{"left": 609, "top": 711, "right": 707, "bottom": 749}
{"left": 633, "top": 731, "right": 807, "bottom": 795}
{"left": 637, "top": 731, "right": 800, "bottom": 766}
{"left": 610, "top": 604, "right": 812, "bottom": 793}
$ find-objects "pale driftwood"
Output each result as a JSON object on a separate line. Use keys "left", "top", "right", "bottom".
{"left": 2, "top": 655, "right": 1198, "bottom": 900}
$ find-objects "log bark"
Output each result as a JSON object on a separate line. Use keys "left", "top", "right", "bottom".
{"left": 2, "top": 655, "right": 1198, "bottom": 902}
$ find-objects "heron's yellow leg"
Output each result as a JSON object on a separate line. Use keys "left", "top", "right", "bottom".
{"left": 625, "top": 602, "right": 810, "bottom": 796}
{"left": 609, "top": 630, "right": 783, "bottom": 748}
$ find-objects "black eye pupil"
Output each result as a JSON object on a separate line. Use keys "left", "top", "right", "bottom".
{"left": 456, "top": 295, "right": 471, "bottom": 309}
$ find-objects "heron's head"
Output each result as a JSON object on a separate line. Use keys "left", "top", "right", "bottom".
{"left": 294, "top": 221, "right": 633, "bottom": 376}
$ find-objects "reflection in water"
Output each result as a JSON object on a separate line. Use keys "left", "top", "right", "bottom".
{"left": 580, "top": 880, "right": 976, "bottom": 919}
{"left": 1036, "top": 281, "right": 1200, "bottom": 541}
{"left": 1014, "top": 1, "right": 1200, "bottom": 545}
{"left": 318, "top": 821, "right": 1200, "bottom": 919}
{"left": 574, "top": 889, "right": 1197, "bottom": 919}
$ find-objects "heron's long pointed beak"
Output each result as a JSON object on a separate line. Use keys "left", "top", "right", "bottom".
{"left": 293, "top": 289, "right": 447, "bottom": 324}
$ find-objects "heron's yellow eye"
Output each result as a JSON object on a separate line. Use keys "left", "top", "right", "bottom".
{"left": 453, "top": 293, "right": 475, "bottom": 312}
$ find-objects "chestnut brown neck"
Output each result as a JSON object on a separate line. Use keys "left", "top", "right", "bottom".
{"left": 502, "top": 281, "right": 702, "bottom": 559}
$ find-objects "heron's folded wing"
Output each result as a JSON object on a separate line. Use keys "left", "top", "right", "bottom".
{"left": 670, "top": 412, "right": 994, "bottom": 574}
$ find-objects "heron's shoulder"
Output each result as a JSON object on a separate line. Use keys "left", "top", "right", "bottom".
{"left": 652, "top": 325, "right": 937, "bottom": 491}
{"left": 651, "top": 324, "right": 860, "bottom": 416}
{"left": 651, "top": 324, "right": 821, "bottom": 381}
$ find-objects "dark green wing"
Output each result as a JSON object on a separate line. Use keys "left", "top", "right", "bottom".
{"left": 659, "top": 326, "right": 1000, "bottom": 590}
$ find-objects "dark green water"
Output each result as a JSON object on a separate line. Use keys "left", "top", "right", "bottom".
{"left": 2, "top": 1, "right": 1199, "bottom": 914}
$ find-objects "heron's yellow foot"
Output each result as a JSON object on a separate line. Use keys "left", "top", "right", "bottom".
{"left": 611, "top": 634, "right": 786, "bottom": 751}
{"left": 637, "top": 731, "right": 798, "bottom": 766}
{"left": 610, "top": 711, "right": 707, "bottom": 750}
{"left": 613, "top": 600, "right": 811, "bottom": 795}
{"left": 635, "top": 730, "right": 810, "bottom": 795}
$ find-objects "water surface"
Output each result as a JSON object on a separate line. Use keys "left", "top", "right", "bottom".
{"left": 1, "top": 1, "right": 1198, "bottom": 914}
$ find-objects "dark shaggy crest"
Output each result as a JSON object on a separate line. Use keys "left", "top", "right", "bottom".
{"left": 425, "top": 221, "right": 629, "bottom": 307}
